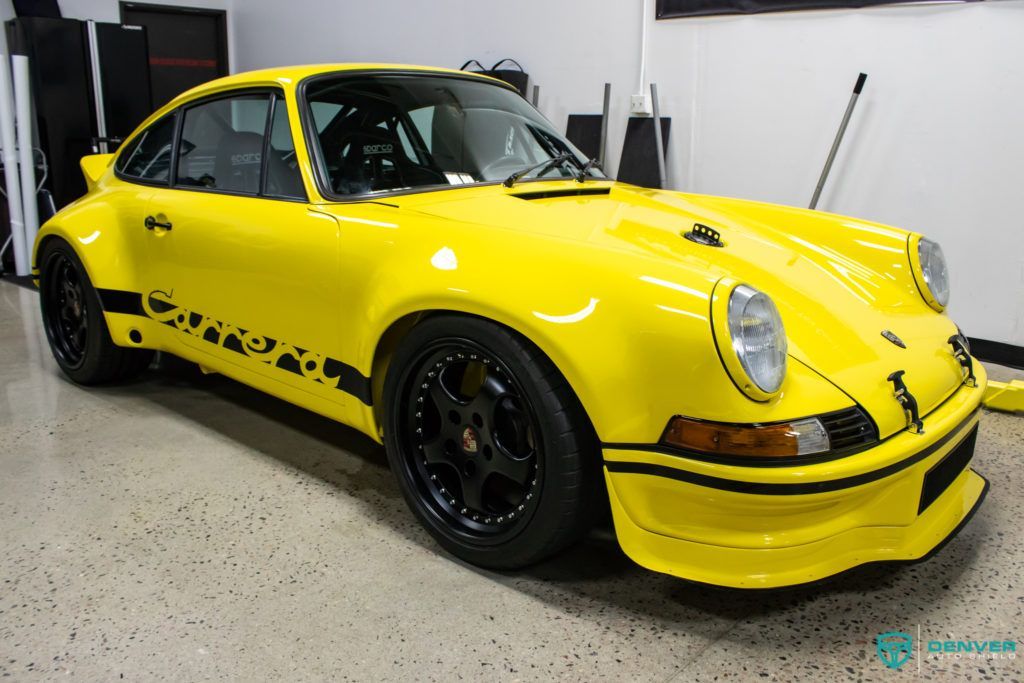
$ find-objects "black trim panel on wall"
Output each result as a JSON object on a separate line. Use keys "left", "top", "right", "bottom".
{"left": 656, "top": 0, "right": 981, "bottom": 19}
{"left": 968, "top": 338, "right": 1024, "bottom": 371}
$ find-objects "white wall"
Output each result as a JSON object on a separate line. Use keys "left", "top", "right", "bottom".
{"left": 38, "top": 0, "right": 1024, "bottom": 345}
{"left": 656, "top": 2, "right": 1024, "bottom": 347}
{"left": 227, "top": 0, "right": 1023, "bottom": 345}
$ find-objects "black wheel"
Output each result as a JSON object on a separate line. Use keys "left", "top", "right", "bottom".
{"left": 39, "top": 239, "right": 153, "bottom": 384}
{"left": 383, "top": 315, "right": 601, "bottom": 569}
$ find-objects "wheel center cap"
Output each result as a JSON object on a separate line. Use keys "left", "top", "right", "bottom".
{"left": 461, "top": 426, "right": 480, "bottom": 455}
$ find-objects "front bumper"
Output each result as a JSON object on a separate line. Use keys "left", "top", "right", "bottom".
{"left": 604, "top": 375, "right": 988, "bottom": 589}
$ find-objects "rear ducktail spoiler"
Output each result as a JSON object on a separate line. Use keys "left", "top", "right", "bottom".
{"left": 80, "top": 152, "right": 114, "bottom": 192}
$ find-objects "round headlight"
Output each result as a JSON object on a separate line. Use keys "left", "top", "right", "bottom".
{"left": 917, "top": 238, "right": 950, "bottom": 308}
{"left": 727, "top": 286, "right": 787, "bottom": 396}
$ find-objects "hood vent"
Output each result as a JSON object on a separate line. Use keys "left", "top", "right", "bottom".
{"left": 512, "top": 187, "right": 611, "bottom": 201}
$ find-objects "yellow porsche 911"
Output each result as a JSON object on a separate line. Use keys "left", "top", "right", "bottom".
{"left": 32, "top": 64, "right": 986, "bottom": 589}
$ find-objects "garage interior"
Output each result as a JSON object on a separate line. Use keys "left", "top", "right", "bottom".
{"left": 1, "top": 0, "right": 1022, "bottom": 680}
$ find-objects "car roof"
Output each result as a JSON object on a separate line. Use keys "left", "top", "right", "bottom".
{"left": 168, "top": 63, "right": 509, "bottom": 106}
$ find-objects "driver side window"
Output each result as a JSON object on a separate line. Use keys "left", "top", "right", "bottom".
{"left": 176, "top": 94, "right": 270, "bottom": 194}
{"left": 263, "top": 97, "right": 306, "bottom": 200}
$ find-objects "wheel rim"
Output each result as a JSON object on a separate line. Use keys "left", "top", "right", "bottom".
{"left": 42, "top": 253, "right": 89, "bottom": 369}
{"left": 398, "top": 342, "right": 541, "bottom": 541}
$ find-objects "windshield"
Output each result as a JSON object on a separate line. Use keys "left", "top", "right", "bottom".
{"left": 303, "top": 73, "right": 604, "bottom": 197}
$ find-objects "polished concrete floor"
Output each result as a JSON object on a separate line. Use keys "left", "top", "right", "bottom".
{"left": 1, "top": 278, "right": 1022, "bottom": 681}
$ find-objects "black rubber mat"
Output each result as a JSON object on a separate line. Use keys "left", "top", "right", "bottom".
{"left": 618, "top": 116, "right": 671, "bottom": 189}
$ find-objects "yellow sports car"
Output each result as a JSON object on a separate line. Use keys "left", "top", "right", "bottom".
{"left": 32, "top": 64, "right": 987, "bottom": 589}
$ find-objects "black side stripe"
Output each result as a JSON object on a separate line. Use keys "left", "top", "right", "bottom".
{"left": 95, "top": 287, "right": 372, "bottom": 406}
{"left": 604, "top": 411, "right": 979, "bottom": 495}
{"left": 97, "top": 288, "right": 145, "bottom": 316}
{"left": 967, "top": 337, "right": 1024, "bottom": 371}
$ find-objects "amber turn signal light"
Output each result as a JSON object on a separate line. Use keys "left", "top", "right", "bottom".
{"left": 661, "top": 416, "right": 830, "bottom": 458}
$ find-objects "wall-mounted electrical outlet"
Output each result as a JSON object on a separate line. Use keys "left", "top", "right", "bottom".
{"left": 630, "top": 93, "right": 652, "bottom": 116}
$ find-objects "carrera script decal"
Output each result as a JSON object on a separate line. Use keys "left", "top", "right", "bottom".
{"left": 142, "top": 289, "right": 357, "bottom": 397}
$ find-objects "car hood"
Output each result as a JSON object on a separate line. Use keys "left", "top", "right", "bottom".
{"left": 396, "top": 181, "right": 967, "bottom": 438}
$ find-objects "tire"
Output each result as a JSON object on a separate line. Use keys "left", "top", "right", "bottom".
{"left": 382, "top": 314, "right": 601, "bottom": 569}
{"left": 38, "top": 239, "right": 154, "bottom": 384}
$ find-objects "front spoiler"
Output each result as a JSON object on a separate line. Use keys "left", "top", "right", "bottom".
{"left": 605, "top": 377, "right": 988, "bottom": 589}
{"left": 607, "top": 467, "right": 987, "bottom": 589}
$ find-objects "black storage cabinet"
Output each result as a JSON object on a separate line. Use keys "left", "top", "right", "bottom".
{"left": 5, "top": 17, "right": 151, "bottom": 209}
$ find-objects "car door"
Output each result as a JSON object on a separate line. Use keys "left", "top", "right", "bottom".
{"left": 140, "top": 89, "right": 351, "bottom": 407}
{"left": 108, "top": 110, "right": 179, "bottom": 281}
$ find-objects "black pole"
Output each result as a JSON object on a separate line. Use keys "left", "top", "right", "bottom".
{"left": 599, "top": 83, "right": 611, "bottom": 167}
{"left": 650, "top": 82, "right": 666, "bottom": 189}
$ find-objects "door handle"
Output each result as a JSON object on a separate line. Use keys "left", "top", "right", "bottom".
{"left": 144, "top": 215, "right": 172, "bottom": 230}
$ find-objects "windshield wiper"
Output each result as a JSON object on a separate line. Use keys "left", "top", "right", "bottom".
{"left": 575, "top": 158, "right": 603, "bottom": 183}
{"left": 503, "top": 153, "right": 574, "bottom": 188}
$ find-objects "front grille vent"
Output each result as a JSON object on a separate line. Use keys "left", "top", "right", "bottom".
{"left": 821, "top": 407, "right": 877, "bottom": 452}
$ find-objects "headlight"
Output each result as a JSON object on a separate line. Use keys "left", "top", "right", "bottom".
{"left": 712, "top": 283, "right": 787, "bottom": 401}
{"left": 728, "top": 286, "right": 787, "bottom": 394}
{"left": 912, "top": 237, "right": 950, "bottom": 310}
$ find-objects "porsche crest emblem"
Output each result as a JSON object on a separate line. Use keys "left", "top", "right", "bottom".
{"left": 881, "top": 330, "right": 906, "bottom": 348}
{"left": 461, "top": 427, "right": 479, "bottom": 454}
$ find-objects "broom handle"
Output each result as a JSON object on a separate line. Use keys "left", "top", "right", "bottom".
{"left": 810, "top": 72, "right": 867, "bottom": 210}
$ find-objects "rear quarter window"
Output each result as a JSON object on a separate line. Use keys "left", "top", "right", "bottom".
{"left": 115, "top": 114, "right": 177, "bottom": 182}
